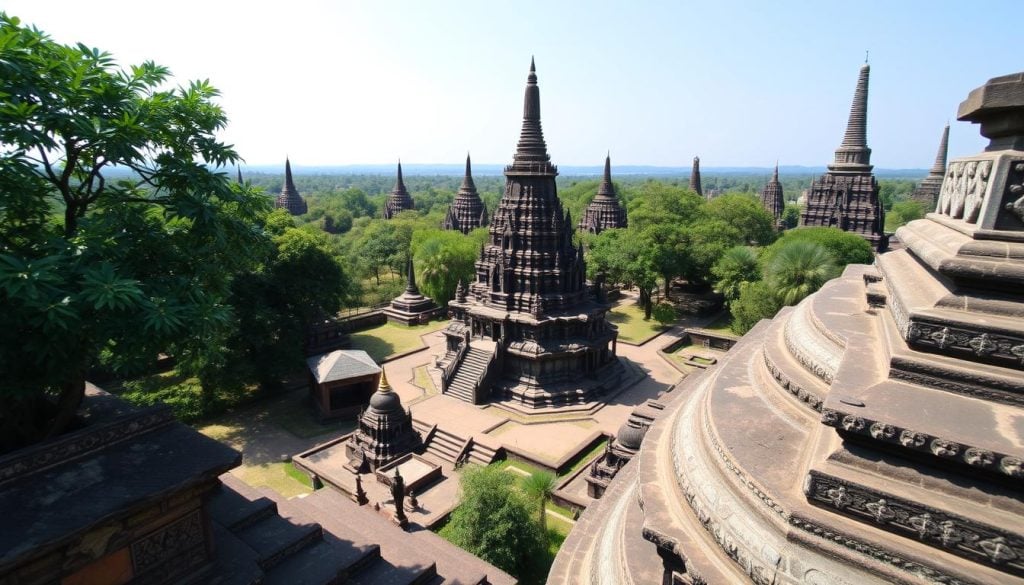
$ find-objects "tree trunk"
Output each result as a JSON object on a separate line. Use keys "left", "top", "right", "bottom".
{"left": 43, "top": 373, "right": 86, "bottom": 439}
{"left": 539, "top": 498, "right": 547, "bottom": 534}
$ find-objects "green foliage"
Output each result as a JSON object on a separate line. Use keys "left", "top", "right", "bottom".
{"left": 712, "top": 246, "right": 761, "bottom": 304}
{"left": 651, "top": 302, "right": 678, "bottom": 326}
{"left": 764, "top": 241, "right": 839, "bottom": 306}
{"left": 702, "top": 194, "right": 777, "bottom": 246}
{"left": 445, "top": 466, "right": 546, "bottom": 579}
{"left": 887, "top": 200, "right": 926, "bottom": 231}
{"left": 730, "top": 281, "right": 782, "bottom": 335}
{"left": 522, "top": 471, "right": 558, "bottom": 534}
{"left": 627, "top": 182, "right": 703, "bottom": 231}
{"left": 761, "top": 227, "right": 873, "bottom": 268}
{"left": 588, "top": 228, "right": 659, "bottom": 317}
{"left": 0, "top": 14, "right": 270, "bottom": 448}
{"left": 878, "top": 179, "right": 916, "bottom": 210}
{"left": 781, "top": 204, "right": 801, "bottom": 230}
{"left": 411, "top": 228, "right": 485, "bottom": 305}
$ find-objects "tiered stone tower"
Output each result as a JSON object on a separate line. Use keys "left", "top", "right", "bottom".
{"left": 911, "top": 123, "right": 951, "bottom": 208}
{"left": 689, "top": 155, "right": 704, "bottom": 197}
{"left": 345, "top": 372, "right": 420, "bottom": 472}
{"left": 800, "top": 63, "right": 888, "bottom": 250}
{"left": 438, "top": 60, "right": 621, "bottom": 409}
{"left": 274, "top": 158, "right": 307, "bottom": 215}
{"left": 578, "top": 154, "right": 627, "bottom": 234}
{"left": 760, "top": 163, "right": 785, "bottom": 227}
{"left": 382, "top": 161, "right": 415, "bottom": 219}
{"left": 442, "top": 154, "right": 488, "bottom": 233}
{"left": 551, "top": 72, "right": 1024, "bottom": 585}
{"left": 383, "top": 256, "right": 437, "bottom": 325}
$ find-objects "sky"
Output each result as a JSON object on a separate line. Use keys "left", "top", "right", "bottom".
{"left": 4, "top": 1, "right": 1021, "bottom": 170}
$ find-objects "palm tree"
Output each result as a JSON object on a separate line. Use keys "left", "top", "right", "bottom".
{"left": 522, "top": 471, "right": 558, "bottom": 534}
{"left": 765, "top": 241, "right": 838, "bottom": 306}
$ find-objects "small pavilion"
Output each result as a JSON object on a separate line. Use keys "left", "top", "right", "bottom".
{"left": 306, "top": 349, "right": 381, "bottom": 421}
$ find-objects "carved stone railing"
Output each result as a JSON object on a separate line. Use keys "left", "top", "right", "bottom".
{"left": 472, "top": 342, "right": 504, "bottom": 404}
{"left": 439, "top": 330, "right": 470, "bottom": 393}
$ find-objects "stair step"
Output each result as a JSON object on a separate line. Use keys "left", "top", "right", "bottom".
{"left": 208, "top": 486, "right": 277, "bottom": 531}
{"left": 262, "top": 539, "right": 348, "bottom": 585}
{"left": 349, "top": 557, "right": 438, "bottom": 585}
{"left": 235, "top": 514, "right": 323, "bottom": 570}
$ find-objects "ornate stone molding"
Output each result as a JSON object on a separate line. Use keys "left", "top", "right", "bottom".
{"left": 1001, "top": 161, "right": 1024, "bottom": 225}
{"left": 937, "top": 159, "right": 993, "bottom": 224}
{"left": 0, "top": 407, "right": 175, "bottom": 485}
{"left": 763, "top": 349, "right": 824, "bottom": 412}
{"left": 804, "top": 471, "right": 1024, "bottom": 575}
{"left": 888, "top": 362, "right": 1024, "bottom": 408}
{"left": 820, "top": 407, "right": 1022, "bottom": 480}
{"left": 130, "top": 510, "right": 206, "bottom": 576}
{"left": 783, "top": 302, "right": 840, "bottom": 384}
{"left": 907, "top": 319, "right": 1024, "bottom": 370}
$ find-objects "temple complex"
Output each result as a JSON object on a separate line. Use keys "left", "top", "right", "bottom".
{"left": 442, "top": 154, "right": 489, "bottom": 233}
{"left": 911, "top": 123, "right": 951, "bottom": 208}
{"left": 383, "top": 256, "right": 439, "bottom": 325}
{"left": 438, "top": 60, "right": 621, "bottom": 408}
{"left": 274, "top": 157, "right": 308, "bottom": 215}
{"left": 689, "top": 155, "right": 704, "bottom": 197}
{"left": 578, "top": 154, "right": 628, "bottom": 234}
{"left": 382, "top": 161, "right": 415, "bottom": 219}
{"left": 760, "top": 162, "right": 786, "bottom": 227}
{"left": 345, "top": 372, "right": 421, "bottom": 472}
{"left": 800, "top": 63, "right": 888, "bottom": 251}
{"left": 551, "top": 71, "right": 1024, "bottom": 585}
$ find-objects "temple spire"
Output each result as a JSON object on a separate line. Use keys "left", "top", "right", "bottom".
{"left": 597, "top": 153, "right": 615, "bottom": 196}
{"left": 236, "top": 166, "right": 243, "bottom": 185}
{"left": 772, "top": 162, "right": 779, "bottom": 183}
{"left": 929, "top": 123, "right": 950, "bottom": 176}
{"left": 690, "top": 156, "right": 703, "bottom": 197}
{"left": 511, "top": 57, "right": 552, "bottom": 171}
{"left": 384, "top": 160, "right": 414, "bottom": 219}
{"left": 274, "top": 157, "right": 307, "bottom": 215}
{"left": 831, "top": 63, "right": 873, "bottom": 171}
{"left": 396, "top": 160, "right": 405, "bottom": 190}
{"left": 404, "top": 255, "right": 419, "bottom": 295}
{"left": 285, "top": 157, "right": 297, "bottom": 193}
{"left": 461, "top": 152, "right": 476, "bottom": 191}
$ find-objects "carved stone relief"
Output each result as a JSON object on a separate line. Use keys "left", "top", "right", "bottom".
{"left": 906, "top": 319, "right": 1024, "bottom": 370}
{"left": 936, "top": 159, "right": 993, "bottom": 223}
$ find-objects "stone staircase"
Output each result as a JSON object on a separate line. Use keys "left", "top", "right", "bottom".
{"left": 444, "top": 343, "right": 494, "bottom": 404}
{"left": 423, "top": 426, "right": 466, "bottom": 464}
{"left": 464, "top": 438, "right": 503, "bottom": 467}
{"left": 208, "top": 474, "right": 442, "bottom": 584}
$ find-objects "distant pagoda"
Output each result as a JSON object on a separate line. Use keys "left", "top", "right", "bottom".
{"left": 579, "top": 154, "right": 627, "bottom": 234}
{"left": 759, "top": 163, "right": 785, "bottom": 228}
{"left": 800, "top": 63, "right": 887, "bottom": 251}
{"left": 689, "top": 156, "right": 704, "bottom": 197}
{"left": 910, "top": 123, "right": 950, "bottom": 209}
{"left": 383, "top": 161, "right": 415, "bottom": 219}
{"left": 439, "top": 59, "right": 621, "bottom": 409}
{"left": 442, "top": 154, "right": 488, "bottom": 233}
{"left": 274, "top": 158, "right": 307, "bottom": 215}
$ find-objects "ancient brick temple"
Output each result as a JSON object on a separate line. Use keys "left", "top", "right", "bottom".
{"left": 800, "top": 63, "right": 888, "bottom": 251}
{"left": 345, "top": 372, "right": 421, "bottom": 472}
{"left": 579, "top": 154, "right": 627, "bottom": 234}
{"left": 442, "top": 154, "right": 488, "bottom": 234}
{"left": 551, "top": 72, "right": 1024, "bottom": 585}
{"left": 274, "top": 157, "right": 307, "bottom": 215}
{"left": 438, "top": 59, "right": 621, "bottom": 409}
{"left": 911, "top": 123, "right": 950, "bottom": 208}
{"left": 689, "top": 155, "right": 704, "bottom": 197}
{"left": 760, "top": 162, "right": 785, "bottom": 227}
{"left": 382, "top": 161, "right": 415, "bottom": 219}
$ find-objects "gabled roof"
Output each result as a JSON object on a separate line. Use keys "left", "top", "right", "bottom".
{"left": 307, "top": 350, "right": 381, "bottom": 384}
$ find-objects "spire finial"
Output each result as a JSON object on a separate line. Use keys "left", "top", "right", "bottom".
{"left": 929, "top": 123, "right": 951, "bottom": 177}
{"left": 405, "top": 255, "right": 419, "bottom": 294}
{"left": 772, "top": 161, "right": 779, "bottom": 182}
{"left": 831, "top": 62, "right": 873, "bottom": 171}
{"left": 378, "top": 370, "right": 392, "bottom": 393}
{"left": 865, "top": 50, "right": 869, "bottom": 64}
{"left": 597, "top": 152, "right": 615, "bottom": 197}
{"left": 690, "top": 156, "right": 703, "bottom": 197}
{"left": 512, "top": 57, "right": 551, "bottom": 170}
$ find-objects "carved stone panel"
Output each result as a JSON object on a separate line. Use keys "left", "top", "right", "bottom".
{"left": 935, "top": 153, "right": 1024, "bottom": 231}
{"left": 130, "top": 510, "right": 207, "bottom": 579}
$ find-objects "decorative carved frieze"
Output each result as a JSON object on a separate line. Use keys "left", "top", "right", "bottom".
{"left": 783, "top": 303, "right": 840, "bottom": 384}
{"left": 906, "top": 319, "right": 1024, "bottom": 370}
{"left": 936, "top": 159, "right": 993, "bottom": 223}
{"left": 804, "top": 472, "right": 1024, "bottom": 575}
{"left": 1003, "top": 161, "right": 1024, "bottom": 225}
{"left": 762, "top": 350, "right": 824, "bottom": 412}
{"left": 820, "top": 407, "right": 1021, "bottom": 479}
{"left": 130, "top": 510, "right": 206, "bottom": 576}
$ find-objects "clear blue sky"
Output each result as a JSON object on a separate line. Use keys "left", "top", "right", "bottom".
{"left": 5, "top": 0, "right": 1019, "bottom": 169}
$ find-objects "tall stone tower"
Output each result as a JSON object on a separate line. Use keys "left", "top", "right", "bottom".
{"left": 383, "top": 161, "right": 415, "bottom": 219}
{"left": 689, "top": 155, "right": 704, "bottom": 197}
{"left": 910, "top": 123, "right": 950, "bottom": 208}
{"left": 274, "top": 158, "right": 307, "bottom": 215}
{"left": 578, "top": 154, "right": 627, "bottom": 234}
{"left": 759, "top": 163, "right": 785, "bottom": 228}
{"left": 438, "top": 59, "right": 621, "bottom": 408}
{"left": 442, "top": 154, "right": 488, "bottom": 234}
{"left": 551, "top": 71, "right": 1024, "bottom": 585}
{"left": 800, "top": 63, "right": 887, "bottom": 250}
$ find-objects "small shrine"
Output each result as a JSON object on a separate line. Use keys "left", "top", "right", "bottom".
{"left": 578, "top": 154, "right": 627, "bottom": 234}
{"left": 306, "top": 349, "right": 381, "bottom": 421}
{"left": 383, "top": 256, "right": 438, "bottom": 325}
{"left": 345, "top": 371, "right": 421, "bottom": 472}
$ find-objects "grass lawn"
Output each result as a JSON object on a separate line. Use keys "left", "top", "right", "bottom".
{"left": 266, "top": 392, "right": 356, "bottom": 439}
{"left": 230, "top": 461, "right": 313, "bottom": 499}
{"left": 348, "top": 320, "right": 447, "bottom": 363}
{"left": 607, "top": 302, "right": 667, "bottom": 344}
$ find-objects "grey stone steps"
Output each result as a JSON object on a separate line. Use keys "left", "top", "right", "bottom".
{"left": 207, "top": 483, "right": 277, "bottom": 531}
{"left": 208, "top": 521, "right": 265, "bottom": 585}
{"left": 348, "top": 557, "right": 438, "bottom": 585}
{"left": 235, "top": 513, "right": 323, "bottom": 571}
{"left": 261, "top": 539, "right": 349, "bottom": 585}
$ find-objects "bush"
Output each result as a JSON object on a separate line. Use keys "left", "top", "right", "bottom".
{"left": 730, "top": 281, "right": 782, "bottom": 335}
{"left": 651, "top": 302, "right": 678, "bottom": 327}
{"left": 760, "top": 227, "right": 873, "bottom": 268}
{"left": 711, "top": 246, "right": 760, "bottom": 305}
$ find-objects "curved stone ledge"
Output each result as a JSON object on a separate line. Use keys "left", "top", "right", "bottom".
{"left": 784, "top": 299, "right": 842, "bottom": 384}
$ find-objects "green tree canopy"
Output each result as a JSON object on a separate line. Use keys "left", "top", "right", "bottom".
{"left": 411, "top": 228, "right": 486, "bottom": 305}
{"left": 712, "top": 246, "right": 761, "bottom": 305}
{"left": 764, "top": 240, "right": 839, "bottom": 306}
{"left": 0, "top": 14, "right": 269, "bottom": 449}
{"left": 730, "top": 281, "right": 783, "bottom": 335}
{"left": 760, "top": 227, "right": 874, "bottom": 268}
{"left": 702, "top": 194, "right": 777, "bottom": 246}
{"left": 445, "top": 466, "right": 546, "bottom": 579}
